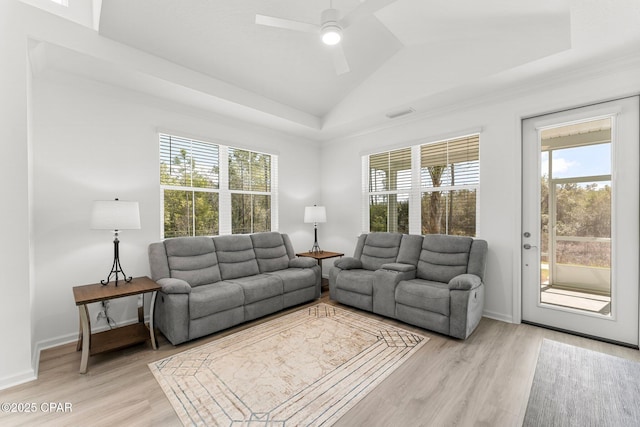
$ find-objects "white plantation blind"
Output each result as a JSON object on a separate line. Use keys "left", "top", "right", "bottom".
{"left": 369, "top": 148, "right": 412, "bottom": 192}
{"left": 159, "top": 133, "right": 278, "bottom": 237}
{"left": 160, "top": 134, "right": 219, "bottom": 189}
{"left": 420, "top": 134, "right": 480, "bottom": 236}
{"left": 364, "top": 134, "right": 480, "bottom": 236}
{"left": 420, "top": 135, "right": 479, "bottom": 188}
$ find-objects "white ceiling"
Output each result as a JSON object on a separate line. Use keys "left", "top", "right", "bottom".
{"left": 27, "top": 0, "right": 640, "bottom": 140}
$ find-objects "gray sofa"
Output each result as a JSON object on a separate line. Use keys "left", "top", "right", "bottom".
{"left": 148, "top": 232, "right": 321, "bottom": 345}
{"left": 329, "top": 232, "right": 488, "bottom": 339}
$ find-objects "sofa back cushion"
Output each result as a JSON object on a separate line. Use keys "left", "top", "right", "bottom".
{"left": 359, "top": 232, "right": 403, "bottom": 271}
{"left": 214, "top": 235, "right": 260, "bottom": 280}
{"left": 251, "top": 232, "right": 290, "bottom": 273}
{"left": 417, "top": 234, "right": 472, "bottom": 283}
{"left": 397, "top": 234, "right": 424, "bottom": 266}
{"left": 164, "top": 237, "right": 221, "bottom": 287}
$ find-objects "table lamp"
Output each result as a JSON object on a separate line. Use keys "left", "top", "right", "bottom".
{"left": 90, "top": 198, "right": 141, "bottom": 286}
{"left": 304, "top": 205, "right": 326, "bottom": 253}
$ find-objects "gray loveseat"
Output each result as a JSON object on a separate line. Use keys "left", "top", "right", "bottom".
{"left": 329, "top": 232, "right": 487, "bottom": 339}
{"left": 148, "top": 232, "right": 321, "bottom": 345}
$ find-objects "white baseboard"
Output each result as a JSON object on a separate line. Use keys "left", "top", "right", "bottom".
{"left": 27, "top": 315, "right": 151, "bottom": 384}
{"left": 0, "top": 369, "right": 37, "bottom": 391}
{"left": 31, "top": 331, "right": 80, "bottom": 378}
{"left": 483, "top": 309, "right": 514, "bottom": 324}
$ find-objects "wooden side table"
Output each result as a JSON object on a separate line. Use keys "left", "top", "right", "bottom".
{"left": 296, "top": 251, "right": 344, "bottom": 290}
{"left": 72, "top": 276, "right": 161, "bottom": 374}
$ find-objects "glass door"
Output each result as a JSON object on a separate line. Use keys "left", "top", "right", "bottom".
{"left": 522, "top": 98, "right": 639, "bottom": 346}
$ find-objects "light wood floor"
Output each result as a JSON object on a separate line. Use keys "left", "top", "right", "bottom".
{"left": 1, "top": 290, "right": 639, "bottom": 427}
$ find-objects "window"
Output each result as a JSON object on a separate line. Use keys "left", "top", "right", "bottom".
{"left": 229, "top": 148, "right": 273, "bottom": 234}
{"left": 367, "top": 148, "right": 412, "bottom": 233}
{"left": 364, "top": 134, "right": 479, "bottom": 236}
{"left": 420, "top": 135, "right": 479, "bottom": 236}
{"left": 160, "top": 134, "right": 277, "bottom": 238}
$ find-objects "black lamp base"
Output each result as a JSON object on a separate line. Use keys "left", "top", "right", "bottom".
{"left": 101, "top": 236, "right": 132, "bottom": 286}
{"left": 308, "top": 224, "right": 324, "bottom": 254}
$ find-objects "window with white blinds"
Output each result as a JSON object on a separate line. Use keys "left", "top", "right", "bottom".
{"left": 367, "top": 148, "right": 412, "bottom": 233}
{"left": 160, "top": 133, "right": 277, "bottom": 238}
{"left": 420, "top": 135, "right": 479, "bottom": 236}
{"left": 364, "top": 134, "right": 479, "bottom": 236}
{"left": 228, "top": 148, "right": 273, "bottom": 234}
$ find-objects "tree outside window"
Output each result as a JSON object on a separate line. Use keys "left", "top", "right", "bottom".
{"left": 160, "top": 134, "right": 276, "bottom": 238}
{"left": 366, "top": 134, "right": 479, "bottom": 236}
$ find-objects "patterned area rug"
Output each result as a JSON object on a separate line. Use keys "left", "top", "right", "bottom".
{"left": 149, "top": 303, "right": 428, "bottom": 426}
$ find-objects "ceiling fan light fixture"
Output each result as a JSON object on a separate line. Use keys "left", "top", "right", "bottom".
{"left": 321, "top": 25, "right": 342, "bottom": 45}
{"left": 321, "top": 8, "right": 342, "bottom": 45}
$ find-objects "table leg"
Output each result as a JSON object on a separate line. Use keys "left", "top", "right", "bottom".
{"left": 76, "top": 312, "right": 82, "bottom": 352}
{"left": 137, "top": 294, "right": 144, "bottom": 323}
{"left": 79, "top": 304, "right": 91, "bottom": 374}
{"left": 149, "top": 291, "right": 158, "bottom": 350}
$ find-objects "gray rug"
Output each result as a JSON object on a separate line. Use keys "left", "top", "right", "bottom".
{"left": 523, "top": 339, "right": 640, "bottom": 427}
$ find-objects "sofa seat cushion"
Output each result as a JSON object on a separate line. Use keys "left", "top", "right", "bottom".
{"left": 229, "top": 274, "right": 283, "bottom": 304}
{"left": 267, "top": 268, "right": 316, "bottom": 293}
{"left": 189, "top": 282, "right": 244, "bottom": 320}
{"left": 396, "top": 279, "right": 450, "bottom": 316}
{"left": 336, "top": 269, "right": 376, "bottom": 296}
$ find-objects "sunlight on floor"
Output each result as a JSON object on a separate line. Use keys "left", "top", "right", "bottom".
{"left": 540, "top": 285, "right": 611, "bottom": 315}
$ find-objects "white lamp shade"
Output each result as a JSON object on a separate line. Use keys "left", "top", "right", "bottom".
{"left": 90, "top": 200, "right": 141, "bottom": 230}
{"left": 304, "top": 206, "right": 327, "bottom": 223}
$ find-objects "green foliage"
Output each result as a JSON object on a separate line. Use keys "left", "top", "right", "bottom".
{"left": 161, "top": 149, "right": 219, "bottom": 237}
{"left": 369, "top": 197, "right": 409, "bottom": 233}
{"left": 232, "top": 194, "right": 270, "bottom": 234}
{"left": 160, "top": 147, "right": 272, "bottom": 237}
{"left": 421, "top": 189, "right": 476, "bottom": 236}
{"left": 370, "top": 163, "right": 477, "bottom": 237}
{"left": 540, "top": 175, "right": 611, "bottom": 267}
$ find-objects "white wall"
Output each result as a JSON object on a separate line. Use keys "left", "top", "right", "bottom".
{"left": 29, "top": 70, "right": 321, "bottom": 352}
{"left": 0, "top": 1, "right": 322, "bottom": 389}
{"left": 0, "top": 0, "right": 36, "bottom": 389}
{"left": 5, "top": 0, "right": 640, "bottom": 390}
{"left": 320, "top": 57, "right": 640, "bottom": 323}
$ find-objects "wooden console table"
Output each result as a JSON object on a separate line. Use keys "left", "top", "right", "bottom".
{"left": 72, "top": 276, "right": 161, "bottom": 374}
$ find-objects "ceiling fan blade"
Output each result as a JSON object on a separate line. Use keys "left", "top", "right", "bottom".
{"left": 331, "top": 44, "right": 350, "bottom": 75}
{"left": 341, "top": 0, "right": 398, "bottom": 29}
{"left": 255, "top": 14, "right": 318, "bottom": 34}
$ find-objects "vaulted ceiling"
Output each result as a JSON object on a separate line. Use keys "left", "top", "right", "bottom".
{"left": 27, "top": 0, "right": 640, "bottom": 140}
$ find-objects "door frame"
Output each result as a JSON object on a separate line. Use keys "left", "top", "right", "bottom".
{"left": 519, "top": 97, "right": 639, "bottom": 346}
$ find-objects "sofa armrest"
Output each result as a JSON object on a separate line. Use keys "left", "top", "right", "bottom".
{"left": 334, "top": 257, "right": 362, "bottom": 270}
{"left": 289, "top": 257, "right": 317, "bottom": 268}
{"left": 372, "top": 267, "right": 416, "bottom": 318}
{"left": 156, "top": 278, "right": 192, "bottom": 294}
{"left": 380, "top": 262, "right": 416, "bottom": 273}
{"left": 448, "top": 274, "right": 482, "bottom": 291}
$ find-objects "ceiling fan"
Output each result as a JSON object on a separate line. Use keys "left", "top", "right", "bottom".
{"left": 255, "top": 0, "right": 398, "bottom": 75}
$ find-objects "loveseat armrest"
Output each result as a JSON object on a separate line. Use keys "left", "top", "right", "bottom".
{"left": 448, "top": 273, "right": 482, "bottom": 291}
{"left": 334, "top": 257, "right": 363, "bottom": 270}
{"left": 380, "top": 262, "right": 416, "bottom": 273}
{"left": 373, "top": 266, "right": 416, "bottom": 318}
{"left": 157, "top": 278, "right": 192, "bottom": 294}
{"left": 289, "top": 257, "right": 317, "bottom": 268}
